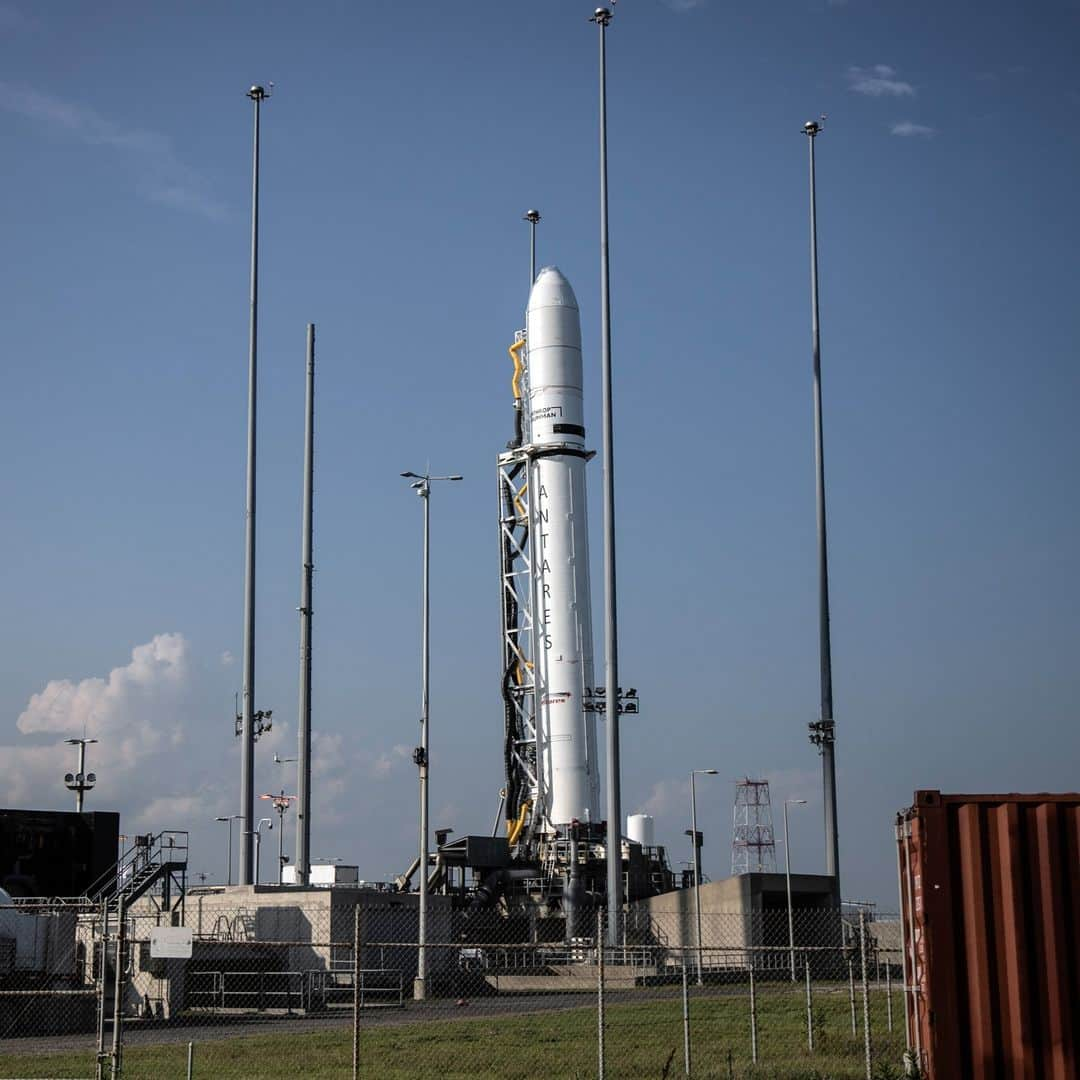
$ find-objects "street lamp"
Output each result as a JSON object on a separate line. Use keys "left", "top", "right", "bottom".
{"left": 690, "top": 768, "right": 718, "bottom": 985}
{"left": 784, "top": 798, "right": 808, "bottom": 980}
{"left": 63, "top": 738, "right": 98, "bottom": 813}
{"left": 254, "top": 817, "right": 273, "bottom": 886}
{"left": 260, "top": 791, "right": 297, "bottom": 885}
{"left": 215, "top": 814, "right": 243, "bottom": 886}
{"left": 400, "top": 469, "right": 462, "bottom": 1001}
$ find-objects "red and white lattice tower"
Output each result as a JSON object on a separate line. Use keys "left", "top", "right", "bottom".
{"left": 731, "top": 777, "right": 777, "bottom": 875}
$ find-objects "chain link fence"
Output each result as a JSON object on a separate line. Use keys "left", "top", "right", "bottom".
{"left": 1, "top": 899, "right": 911, "bottom": 1079}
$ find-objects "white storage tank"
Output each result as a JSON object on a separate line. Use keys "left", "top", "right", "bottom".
{"left": 626, "top": 814, "right": 655, "bottom": 848}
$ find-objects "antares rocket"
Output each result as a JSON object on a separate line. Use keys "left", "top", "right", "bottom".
{"left": 499, "top": 267, "right": 601, "bottom": 841}
{"left": 527, "top": 268, "right": 601, "bottom": 829}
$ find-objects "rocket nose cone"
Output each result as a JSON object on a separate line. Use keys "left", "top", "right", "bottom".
{"left": 528, "top": 265, "right": 579, "bottom": 313}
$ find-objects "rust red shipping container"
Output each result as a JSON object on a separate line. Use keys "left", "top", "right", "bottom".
{"left": 897, "top": 790, "right": 1080, "bottom": 1079}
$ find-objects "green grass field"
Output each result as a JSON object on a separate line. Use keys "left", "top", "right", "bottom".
{"left": 0, "top": 987, "right": 908, "bottom": 1079}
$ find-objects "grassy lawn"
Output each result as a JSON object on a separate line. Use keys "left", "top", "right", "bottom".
{"left": 0, "top": 988, "right": 908, "bottom": 1079}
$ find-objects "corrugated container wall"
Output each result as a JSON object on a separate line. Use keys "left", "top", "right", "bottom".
{"left": 897, "top": 790, "right": 1080, "bottom": 1079}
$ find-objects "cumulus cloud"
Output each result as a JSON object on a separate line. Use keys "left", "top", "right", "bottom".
{"left": 0, "top": 82, "right": 225, "bottom": 219}
{"left": 17, "top": 633, "right": 189, "bottom": 764}
{"left": 891, "top": 121, "right": 935, "bottom": 138}
{"left": 2, "top": 633, "right": 196, "bottom": 811}
{"left": 847, "top": 64, "right": 915, "bottom": 97}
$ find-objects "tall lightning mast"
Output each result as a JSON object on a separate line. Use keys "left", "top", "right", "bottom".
{"left": 295, "top": 324, "right": 315, "bottom": 886}
{"left": 591, "top": 3, "right": 624, "bottom": 948}
{"left": 803, "top": 118, "right": 840, "bottom": 887}
{"left": 238, "top": 83, "right": 269, "bottom": 886}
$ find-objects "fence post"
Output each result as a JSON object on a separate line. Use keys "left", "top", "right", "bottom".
{"left": 886, "top": 956, "right": 893, "bottom": 1033}
{"left": 597, "top": 909, "right": 606, "bottom": 1080}
{"left": 110, "top": 896, "right": 126, "bottom": 1079}
{"left": 95, "top": 901, "right": 108, "bottom": 1080}
{"left": 352, "top": 904, "right": 361, "bottom": 1080}
{"left": 748, "top": 962, "right": 758, "bottom": 1065}
{"left": 848, "top": 956, "right": 857, "bottom": 1036}
{"left": 859, "top": 912, "right": 872, "bottom": 1079}
{"left": 805, "top": 956, "right": 814, "bottom": 1053}
{"left": 681, "top": 947, "right": 691, "bottom": 1076}
{"left": 186, "top": 1040, "right": 194, "bottom": 1080}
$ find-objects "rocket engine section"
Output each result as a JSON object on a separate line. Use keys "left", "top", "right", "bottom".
{"left": 526, "top": 268, "right": 600, "bottom": 830}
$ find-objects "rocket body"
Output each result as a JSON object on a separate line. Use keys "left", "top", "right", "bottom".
{"left": 526, "top": 268, "right": 600, "bottom": 829}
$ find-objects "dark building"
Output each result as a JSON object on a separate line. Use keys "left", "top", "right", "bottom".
{"left": 0, "top": 808, "right": 119, "bottom": 898}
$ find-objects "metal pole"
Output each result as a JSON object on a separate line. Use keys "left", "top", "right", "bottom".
{"left": 186, "top": 1041, "right": 194, "bottom": 1080}
{"left": 416, "top": 479, "right": 430, "bottom": 999}
{"left": 803, "top": 119, "right": 839, "bottom": 886}
{"left": 352, "top": 904, "right": 361, "bottom": 1080}
{"left": 860, "top": 911, "right": 872, "bottom": 1079}
{"left": 681, "top": 948, "right": 691, "bottom": 1076}
{"left": 239, "top": 85, "right": 267, "bottom": 886}
{"left": 785, "top": 801, "right": 795, "bottom": 980}
{"left": 525, "top": 209, "right": 540, "bottom": 285}
{"left": 895, "top": 821, "right": 913, "bottom": 1052}
{"left": 110, "top": 896, "right": 126, "bottom": 1078}
{"left": 749, "top": 964, "right": 758, "bottom": 1065}
{"left": 95, "top": 901, "right": 108, "bottom": 1080}
{"left": 848, "top": 956, "right": 857, "bottom": 1036}
{"left": 597, "top": 908, "right": 606, "bottom": 1080}
{"left": 691, "top": 773, "right": 703, "bottom": 986}
{"left": 399, "top": 471, "right": 460, "bottom": 997}
{"left": 591, "top": 5, "right": 622, "bottom": 950}
{"left": 886, "top": 955, "right": 894, "bottom": 1032}
{"left": 277, "top": 809, "right": 285, "bottom": 885}
{"left": 75, "top": 741, "right": 86, "bottom": 813}
{"left": 226, "top": 820, "right": 233, "bottom": 886}
{"left": 296, "top": 323, "right": 315, "bottom": 886}
{"left": 805, "top": 956, "right": 814, "bottom": 1052}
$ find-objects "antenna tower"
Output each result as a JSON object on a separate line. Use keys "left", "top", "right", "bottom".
{"left": 731, "top": 777, "right": 777, "bottom": 875}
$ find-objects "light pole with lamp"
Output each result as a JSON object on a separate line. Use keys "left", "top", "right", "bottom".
{"left": 400, "top": 469, "right": 462, "bottom": 1000}
{"left": 215, "top": 814, "right": 243, "bottom": 886}
{"left": 260, "top": 791, "right": 297, "bottom": 885}
{"left": 690, "top": 768, "right": 718, "bottom": 985}
{"left": 63, "top": 738, "right": 98, "bottom": 813}
{"left": 784, "top": 798, "right": 808, "bottom": 980}
{"left": 254, "top": 817, "right": 273, "bottom": 886}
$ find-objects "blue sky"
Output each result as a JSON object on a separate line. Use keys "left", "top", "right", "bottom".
{"left": 1, "top": 0, "right": 1077, "bottom": 906}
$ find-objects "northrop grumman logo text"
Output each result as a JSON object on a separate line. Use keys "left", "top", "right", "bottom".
{"left": 540, "top": 693, "right": 571, "bottom": 706}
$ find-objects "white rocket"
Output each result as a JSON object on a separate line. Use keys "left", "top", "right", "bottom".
{"left": 526, "top": 267, "right": 601, "bottom": 829}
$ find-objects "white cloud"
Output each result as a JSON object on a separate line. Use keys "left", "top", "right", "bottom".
{"left": 847, "top": 64, "right": 915, "bottom": 97}
{"left": 220, "top": 650, "right": 235, "bottom": 667}
{"left": 638, "top": 776, "right": 690, "bottom": 819}
{"left": 17, "top": 633, "right": 189, "bottom": 764}
{"left": 891, "top": 121, "right": 936, "bottom": 138}
{"left": 2, "top": 633, "right": 196, "bottom": 813}
{"left": 369, "top": 743, "right": 413, "bottom": 778}
{"left": 0, "top": 83, "right": 225, "bottom": 219}
{"left": 658, "top": 0, "right": 705, "bottom": 10}
{"left": 760, "top": 767, "right": 819, "bottom": 805}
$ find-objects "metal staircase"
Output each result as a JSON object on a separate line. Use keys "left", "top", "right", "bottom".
{"left": 86, "top": 830, "right": 188, "bottom": 915}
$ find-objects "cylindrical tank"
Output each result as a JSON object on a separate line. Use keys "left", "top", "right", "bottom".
{"left": 526, "top": 267, "right": 600, "bottom": 829}
{"left": 627, "top": 814, "right": 655, "bottom": 848}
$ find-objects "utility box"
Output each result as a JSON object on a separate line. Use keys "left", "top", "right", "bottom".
{"left": 281, "top": 863, "right": 359, "bottom": 886}
{"left": 897, "top": 790, "right": 1080, "bottom": 1079}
